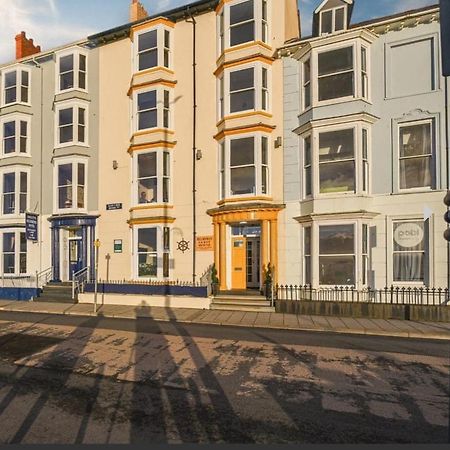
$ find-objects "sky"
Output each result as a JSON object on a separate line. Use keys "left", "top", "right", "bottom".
{"left": 0, "top": 0, "right": 439, "bottom": 65}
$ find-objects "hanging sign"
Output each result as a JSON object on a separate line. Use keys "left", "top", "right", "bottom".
{"left": 25, "top": 213, "right": 39, "bottom": 241}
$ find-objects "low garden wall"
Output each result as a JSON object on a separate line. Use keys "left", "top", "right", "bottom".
{"left": 276, "top": 300, "right": 450, "bottom": 323}
{"left": 84, "top": 283, "right": 208, "bottom": 298}
{"left": 0, "top": 287, "right": 40, "bottom": 301}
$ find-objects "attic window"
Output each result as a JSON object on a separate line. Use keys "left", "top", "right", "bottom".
{"left": 320, "top": 6, "right": 346, "bottom": 35}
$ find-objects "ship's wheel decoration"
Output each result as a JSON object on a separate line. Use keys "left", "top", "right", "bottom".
{"left": 177, "top": 239, "right": 190, "bottom": 253}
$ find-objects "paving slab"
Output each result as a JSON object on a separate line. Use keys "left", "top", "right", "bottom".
{"left": 310, "top": 315, "right": 333, "bottom": 330}
{"left": 227, "top": 311, "right": 246, "bottom": 325}
{"left": 215, "top": 310, "right": 235, "bottom": 324}
{"left": 269, "top": 313, "right": 284, "bottom": 327}
{"left": 240, "top": 312, "right": 258, "bottom": 326}
{"left": 326, "top": 316, "right": 349, "bottom": 330}
{"left": 296, "top": 315, "right": 316, "bottom": 328}
{"left": 254, "top": 312, "right": 271, "bottom": 327}
{"left": 283, "top": 314, "right": 300, "bottom": 329}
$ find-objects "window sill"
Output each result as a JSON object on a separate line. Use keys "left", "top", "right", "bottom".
{"left": 1, "top": 102, "right": 31, "bottom": 108}
{"left": 130, "top": 204, "right": 173, "bottom": 212}
{"left": 54, "top": 209, "right": 88, "bottom": 215}
{"left": 54, "top": 142, "right": 90, "bottom": 149}
{"left": 1, "top": 153, "right": 31, "bottom": 159}
{"left": 134, "top": 66, "right": 174, "bottom": 77}
{"left": 55, "top": 87, "right": 89, "bottom": 96}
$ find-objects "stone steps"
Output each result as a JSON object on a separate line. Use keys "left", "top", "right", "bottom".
{"left": 34, "top": 282, "right": 77, "bottom": 304}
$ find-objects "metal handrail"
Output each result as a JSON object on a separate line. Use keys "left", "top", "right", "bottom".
{"left": 72, "top": 267, "right": 90, "bottom": 300}
{"left": 35, "top": 267, "right": 53, "bottom": 289}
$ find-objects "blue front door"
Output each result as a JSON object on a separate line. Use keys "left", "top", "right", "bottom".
{"left": 69, "top": 238, "right": 83, "bottom": 280}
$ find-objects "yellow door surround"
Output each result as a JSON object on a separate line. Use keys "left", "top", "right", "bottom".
{"left": 207, "top": 203, "right": 284, "bottom": 290}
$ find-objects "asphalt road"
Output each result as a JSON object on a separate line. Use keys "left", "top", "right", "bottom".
{"left": 0, "top": 310, "right": 448, "bottom": 444}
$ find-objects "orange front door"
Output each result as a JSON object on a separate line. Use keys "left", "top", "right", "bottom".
{"left": 231, "top": 237, "right": 246, "bottom": 290}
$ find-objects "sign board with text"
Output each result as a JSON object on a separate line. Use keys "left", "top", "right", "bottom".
{"left": 107, "top": 203, "right": 123, "bottom": 211}
{"left": 25, "top": 213, "right": 38, "bottom": 241}
{"left": 196, "top": 236, "right": 214, "bottom": 251}
{"left": 114, "top": 240, "right": 123, "bottom": 253}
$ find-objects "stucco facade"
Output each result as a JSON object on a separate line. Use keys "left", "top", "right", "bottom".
{"left": 0, "top": 39, "right": 100, "bottom": 285}
{"left": 281, "top": 1, "right": 448, "bottom": 290}
{"left": 92, "top": 0, "right": 300, "bottom": 290}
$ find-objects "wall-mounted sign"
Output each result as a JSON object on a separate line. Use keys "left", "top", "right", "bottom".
{"left": 25, "top": 213, "right": 39, "bottom": 241}
{"left": 107, "top": 203, "right": 123, "bottom": 211}
{"left": 196, "top": 235, "right": 214, "bottom": 251}
{"left": 394, "top": 222, "right": 424, "bottom": 248}
{"left": 114, "top": 240, "right": 123, "bottom": 253}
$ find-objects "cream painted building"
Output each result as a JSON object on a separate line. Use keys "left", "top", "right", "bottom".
{"left": 90, "top": 0, "right": 300, "bottom": 290}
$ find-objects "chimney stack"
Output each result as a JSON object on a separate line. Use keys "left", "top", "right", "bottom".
{"left": 15, "top": 32, "right": 41, "bottom": 60}
{"left": 130, "top": 0, "right": 148, "bottom": 22}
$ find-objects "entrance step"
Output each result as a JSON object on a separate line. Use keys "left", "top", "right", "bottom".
{"left": 210, "top": 304, "right": 275, "bottom": 312}
{"left": 34, "top": 282, "right": 77, "bottom": 304}
{"left": 211, "top": 291, "right": 274, "bottom": 312}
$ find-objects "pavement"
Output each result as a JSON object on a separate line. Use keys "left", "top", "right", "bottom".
{"left": 0, "top": 299, "right": 449, "bottom": 341}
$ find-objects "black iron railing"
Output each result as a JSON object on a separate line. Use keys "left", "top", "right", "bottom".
{"left": 276, "top": 285, "right": 449, "bottom": 306}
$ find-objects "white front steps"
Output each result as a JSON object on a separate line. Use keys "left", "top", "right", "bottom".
{"left": 211, "top": 293, "right": 275, "bottom": 312}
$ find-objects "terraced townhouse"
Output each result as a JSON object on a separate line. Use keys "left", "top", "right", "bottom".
{"left": 280, "top": 0, "right": 448, "bottom": 291}
{"left": 0, "top": 31, "right": 100, "bottom": 298}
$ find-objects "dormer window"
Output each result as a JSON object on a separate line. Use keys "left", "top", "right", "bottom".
{"left": 320, "top": 6, "right": 346, "bottom": 35}
{"left": 313, "top": 0, "right": 352, "bottom": 38}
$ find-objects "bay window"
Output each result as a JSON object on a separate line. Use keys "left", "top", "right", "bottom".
{"left": 134, "top": 88, "right": 171, "bottom": 132}
{"left": 319, "top": 224, "right": 355, "bottom": 286}
{"left": 399, "top": 121, "right": 433, "bottom": 190}
{"left": 57, "top": 51, "right": 87, "bottom": 92}
{"left": 319, "top": 128, "right": 355, "bottom": 194}
{"left": 2, "top": 68, "right": 30, "bottom": 106}
{"left": 135, "top": 150, "right": 171, "bottom": 205}
{"left": 2, "top": 231, "right": 26, "bottom": 276}
{"left": 304, "top": 226, "right": 312, "bottom": 285}
{"left": 303, "top": 135, "right": 312, "bottom": 197}
{"left": 393, "top": 220, "right": 427, "bottom": 283}
{"left": 222, "top": 63, "right": 270, "bottom": 117}
{"left": 56, "top": 102, "right": 88, "bottom": 146}
{"left": 55, "top": 160, "right": 86, "bottom": 212}
{"left": 136, "top": 26, "right": 172, "bottom": 72}
{"left": 218, "top": 0, "right": 269, "bottom": 52}
{"left": 301, "top": 39, "right": 371, "bottom": 109}
{"left": 318, "top": 46, "right": 354, "bottom": 101}
{"left": 1, "top": 170, "right": 28, "bottom": 216}
{"left": 230, "top": 0, "right": 255, "bottom": 47}
{"left": 1, "top": 116, "right": 29, "bottom": 156}
{"left": 220, "top": 134, "right": 270, "bottom": 198}
{"left": 135, "top": 226, "right": 171, "bottom": 279}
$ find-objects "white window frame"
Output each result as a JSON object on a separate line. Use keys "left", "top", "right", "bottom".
{"left": 1, "top": 66, "right": 31, "bottom": 107}
{"left": 133, "top": 87, "right": 173, "bottom": 133}
{"left": 54, "top": 100, "right": 89, "bottom": 148}
{"left": 53, "top": 156, "right": 88, "bottom": 214}
{"left": 302, "top": 39, "right": 370, "bottom": 110}
{"left": 219, "top": 132, "right": 271, "bottom": 199}
{"left": 319, "top": 6, "right": 347, "bottom": 36}
{"left": 302, "top": 134, "right": 313, "bottom": 199}
{"left": 133, "top": 25, "right": 173, "bottom": 73}
{"left": 132, "top": 149, "right": 172, "bottom": 206}
{"left": 218, "top": 0, "right": 270, "bottom": 54}
{"left": 0, "top": 229, "right": 28, "bottom": 277}
{"left": 0, "top": 166, "right": 30, "bottom": 218}
{"left": 0, "top": 114, "right": 31, "bottom": 157}
{"left": 387, "top": 215, "right": 432, "bottom": 287}
{"left": 304, "top": 121, "right": 371, "bottom": 198}
{"left": 133, "top": 224, "right": 172, "bottom": 280}
{"left": 55, "top": 48, "right": 88, "bottom": 94}
{"left": 223, "top": 62, "right": 271, "bottom": 117}
{"left": 397, "top": 119, "right": 435, "bottom": 193}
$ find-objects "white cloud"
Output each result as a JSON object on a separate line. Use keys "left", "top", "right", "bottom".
{"left": 0, "top": 0, "right": 95, "bottom": 65}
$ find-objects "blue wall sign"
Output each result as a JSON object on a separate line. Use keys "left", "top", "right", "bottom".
{"left": 26, "top": 213, "right": 39, "bottom": 241}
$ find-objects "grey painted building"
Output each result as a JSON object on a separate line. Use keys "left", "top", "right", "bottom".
{"left": 280, "top": 1, "right": 448, "bottom": 289}
{"left": 0, "top": 34, "right": 99, "bottom": 286}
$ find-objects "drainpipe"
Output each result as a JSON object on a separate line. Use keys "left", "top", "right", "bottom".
{"left": 445, "top": 77, "right": 449, "bottom": 299}
{"left": 186, "top": 10, "right": 197, "bottom": 285}
{"left": 31, "top": 56, "right": 44, "bottom": 274}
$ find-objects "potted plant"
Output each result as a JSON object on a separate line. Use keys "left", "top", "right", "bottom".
{"left": 263, "top": 263, "right": 273, "bottom": 300}
{"left": 211, "top": 264, "right": 220, "bottom": 296}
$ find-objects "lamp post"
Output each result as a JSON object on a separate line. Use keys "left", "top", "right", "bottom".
{"left": 93, "top": 239, "right": 101, "bottom": 314}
